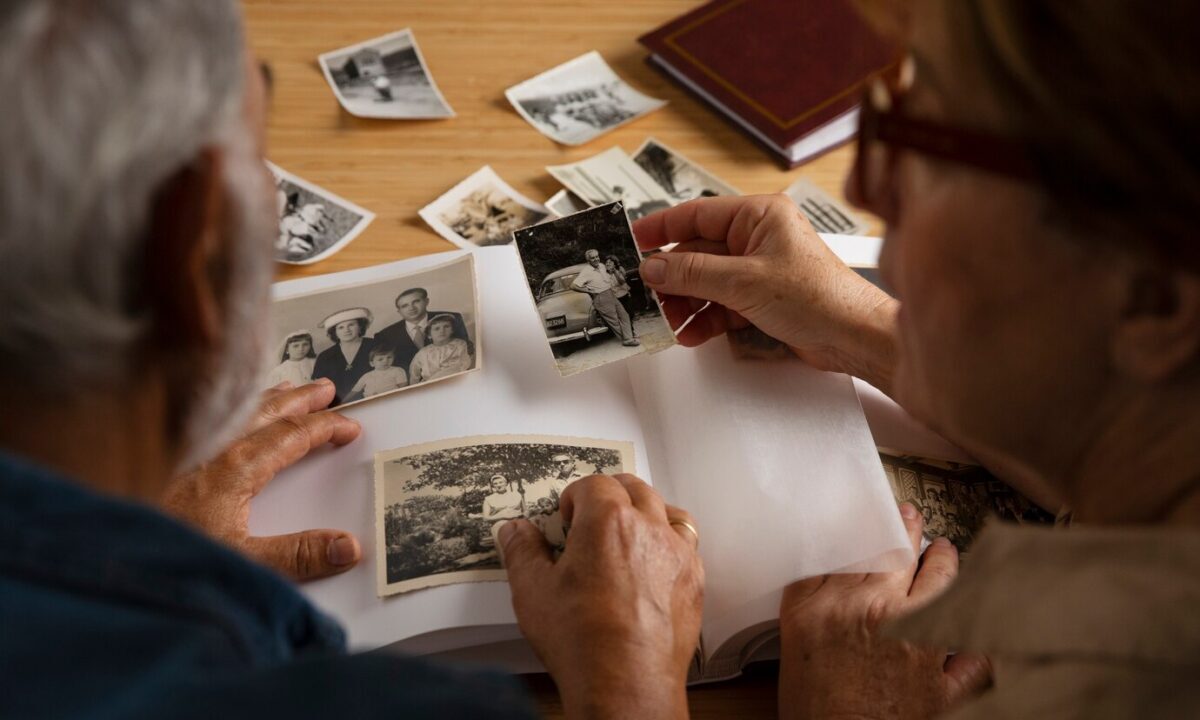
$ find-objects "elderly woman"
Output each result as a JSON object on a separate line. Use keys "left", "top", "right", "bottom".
{"left": 311, "top": 307, "right": 377, "bottom": 406}
{"left": 627, "top": 0, "right": 1200, "bottom": 717}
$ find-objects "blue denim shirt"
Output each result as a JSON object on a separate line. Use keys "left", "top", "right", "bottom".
{"left": 0, "top": 452, "right": 536, "bottom": 719}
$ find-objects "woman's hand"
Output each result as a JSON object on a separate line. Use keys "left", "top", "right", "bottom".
{"left": 634, "top": 195, "right": 899, "bottom": 392}
{"left": 499, "top": 474, "right": 703, "bottom": 720}
{"left": 161, "top": 380, "right": 363, "bottom": 582}
{"left": 778, "top": 504, "right": 992, "bottom": 720}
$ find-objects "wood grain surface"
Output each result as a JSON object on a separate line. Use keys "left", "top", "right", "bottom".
{"left": 243, "top": 1, "right": 873, "bottom": 715}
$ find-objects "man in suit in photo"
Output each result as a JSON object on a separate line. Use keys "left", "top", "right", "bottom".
{"left": 372, "top": 287, "right": 470, "bottom": 372}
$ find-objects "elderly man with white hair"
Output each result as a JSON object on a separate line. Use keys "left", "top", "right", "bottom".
{"left": 0, "top": 2, "right": 703, "bottom": 718}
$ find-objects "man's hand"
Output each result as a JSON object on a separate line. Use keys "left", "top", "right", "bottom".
{"left": 161, "top": 380, "right": 363, "bottom": 582}
{"left": 634, "top": 195, "right": 898, "bottom": 392}
{"left": 778, "top": 503, "right": 992, "bottom": 720}
{"left": 500, "top": 474, "right": 703, "bottom": 720}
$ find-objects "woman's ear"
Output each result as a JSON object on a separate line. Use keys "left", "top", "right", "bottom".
{"left": 144, "top": 148, "right": 228, "bottom": 356}
{"left": 1111, "top": 265, "right": 1200, "bottom": 382}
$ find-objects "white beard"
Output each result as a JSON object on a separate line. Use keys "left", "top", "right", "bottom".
{"left": 175, "top": 126, "right": 275, "bottom": 471}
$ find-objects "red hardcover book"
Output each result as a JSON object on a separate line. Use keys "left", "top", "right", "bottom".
{"left": 639, "top": 0, "right": 899, "bottom": 168}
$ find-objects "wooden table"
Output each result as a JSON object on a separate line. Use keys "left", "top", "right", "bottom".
{"left": 243, "top": 1, "right": 876, "bottom": 715}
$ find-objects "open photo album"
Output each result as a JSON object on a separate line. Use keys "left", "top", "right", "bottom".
{"left": 253, "top": 241, "right": 961, "bottom": 683}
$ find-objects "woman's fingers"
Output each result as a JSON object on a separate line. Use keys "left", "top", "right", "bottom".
{"left": 632, "top": 195, "right": 758, "bottom": 251}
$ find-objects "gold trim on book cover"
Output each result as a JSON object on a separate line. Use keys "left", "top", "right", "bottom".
{"left": 663, "top": 0, "right": 892, "bottom": 131}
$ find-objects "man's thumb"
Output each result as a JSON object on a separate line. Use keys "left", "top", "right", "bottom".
{"left": 498, "top": 520, "right": 554, "bottom": 593}
{"left": 640, "top": 252, "right": 747, "bottom": 305}
{"left": 944, "top": 652, "right": 993, "bottom": 702}
{"left": 244, "top": 530, "right": 361, "bottom": 583}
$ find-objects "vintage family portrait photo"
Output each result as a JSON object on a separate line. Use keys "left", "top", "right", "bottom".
{"left": 268, "top": 162, "right": 375, "bottom": 265}
{"left": 633, "top": 138, "right": 741, "bottom": 203}
{"left": 512, "top": 202, "right": 677, "bottom": 377}
{"left": 506, "top": 51, "right": 666, "bottom": 145}
{"left": 267, "top": 254, "right": 479, "bottom": 407}
{"left": 319, "top": 29, "right": 454, "bottom": 119}
{"left": 375, "top": 435, "right": 634, "bottom": 596}
{"left": 419, "top": 166, "right": 548, "bottom": 249}
{"left": 783, "top": 176, "right": 868, "bottom": 236}
{"left": 879, "top": 451, "right": 1055, "bottom": 551}
{"left": 546, "top": 147, "right": 677, "bottom": 220}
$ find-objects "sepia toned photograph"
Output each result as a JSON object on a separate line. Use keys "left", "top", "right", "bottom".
{"left": 879, "top": 451, "right": 1056, "bottom": 551}
{"left": 375, "top": 435, "right": 635, "bottom": 596}
{"left": 546, "top": 147, "right": 677, "bottom": 221}
{"left": 544, "top": 189, "right": 589, "bottom": 218}
{"left": 783, "top": 177, "right": 868, "bottom": 236}
{"left": 267, "top": 254, "right": 479, "bottom": 408}
{"left": 513, "top": 202, "right": 677, "bottom": 377}
{"left": 506, "top": 51, "right": 666, "bottom": 145}
{"left": 268, "top": 162, "right": 375, "bottom": 265}
{"left": 319, "top": 29, "right": 454, "bottom": 119}
{"left": 419, "top": 166, "right": 548, "bottom": 249}
{"left": 633, "top": 138, "right": 741, "bottom": 203}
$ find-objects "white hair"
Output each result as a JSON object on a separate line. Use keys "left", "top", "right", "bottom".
{"left": 0, "top": 1, "right": 275, "bottom": 469}
{"left": 0, "top": 0, "right": 248, "bottom": 386}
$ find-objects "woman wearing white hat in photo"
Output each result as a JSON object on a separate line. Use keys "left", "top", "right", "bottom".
{"left": 311, "top": 307, "right": 376, "bottom": 406}
{"left": 265, "top": 330, "right": 317, "bottom": 388}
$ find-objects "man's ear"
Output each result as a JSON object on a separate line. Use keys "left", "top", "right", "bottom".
{"left": 1112, "top": 266, "right": 1200, "bottom": 382}
{"left": 144, "top": 148, "right": 227, "bottom": 354}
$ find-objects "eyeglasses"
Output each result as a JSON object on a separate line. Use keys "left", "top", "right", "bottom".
{"left": 852, "top": 55, "right": 1036, "bottom": 212}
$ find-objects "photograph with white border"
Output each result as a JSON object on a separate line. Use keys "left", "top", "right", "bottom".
{"left": 376, "top": 435, "right": 635, "bottom": 597}
{"left": 419, "top": 166, "right": 549, "bottom": 249}
{"left": 506, "top": 51, "right": 666, "bottom": 145}
{"left": 544, "top": 189, "right": 589, "bottom": 218}
{"left": 513, "top": 202, "right": 677, "bottom": 377}
{"left": 633, "top": 138, "right": 741, "bottom": 203}
{"left": 319, "top": 29, "right": 454, "bottom": 119}
{"left": 783, "top": 176, "right": 868, "bottom": 235}
{"left": 546, "top": 147, "right": 676, "bottom": 221}
{"left": 266, "top": 254, "right": 479, "bottom": 408}
{"left": 269, "top": 161, "right": 375, "bottom": 265}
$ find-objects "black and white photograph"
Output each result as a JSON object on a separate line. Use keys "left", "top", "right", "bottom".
{"left": 506, "top": 51, "right": 666, "bottom": 145}
{"left": 783, "top": 177, "right": 868, "bottom": 236}
{"left": 418, "top": 166, "right": 548, "bottom": 250}
{"left": 375, "top": 435, "right": 634, "bottom": 596}
{"left": 512, "top": 202, "right": 677, "bottom": 377}
{"left": 633, "top": 138, "right": 741, "bottom": 202}
{"left": 546, "top": 147, "right": 677, "bottom": 220}
{"left": 879, "top": 451, "right": 1055, "bottom": 552}
{"left": 318, "top": 28, "right": 454, "bottom": 119}
{"left": 268, "top": 162, "right": 375, "bottom": 265}
{"left": 544, "top": 189, "right": 589, "bottom": 219}
{"left": 267, "top": 254, "right": 479, "bottom": 408}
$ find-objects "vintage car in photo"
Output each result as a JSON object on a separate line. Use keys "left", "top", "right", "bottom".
{"left": 535, "top": 263, "right": 648, "bottom": 354}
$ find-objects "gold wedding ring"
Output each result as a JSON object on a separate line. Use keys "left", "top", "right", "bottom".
{"left": 669, "top": 519, "right": 700, "bottom": 549}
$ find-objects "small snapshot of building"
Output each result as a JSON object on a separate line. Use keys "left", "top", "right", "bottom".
{"left": 343, "top": 48, "right": 386, "bottom": 79}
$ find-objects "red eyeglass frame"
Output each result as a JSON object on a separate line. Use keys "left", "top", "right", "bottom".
{"left": 852, "top": 58, "right": 1037, "bottom": 207}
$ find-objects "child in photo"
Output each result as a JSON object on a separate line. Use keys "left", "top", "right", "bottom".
{"left": 266, "top": 331, "right": 316, "bottom": 388}
{"left": 408, "top": 314, "right": 474, "bottom": 384}
{"left": 527, "top": 496, "right": 567, "bottom": 549}
{"left": 345, "top": 346, "right": 408, "bottom": 402}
